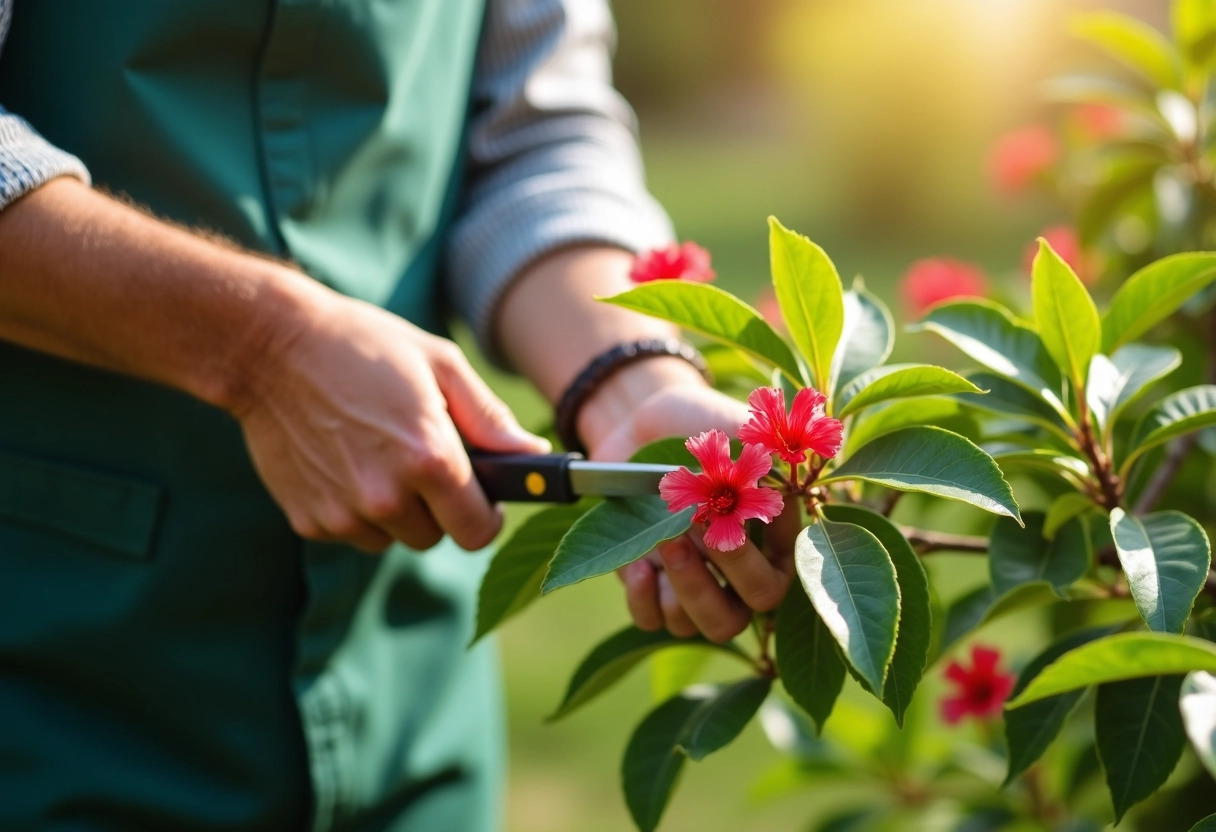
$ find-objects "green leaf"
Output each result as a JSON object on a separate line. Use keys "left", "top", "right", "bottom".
{"left": 1076, "top": 156, "right": 1164, "bottom": 246}
{"left": 794, "top": 519, "right": 900, "bottom": 693}
{"left": 836, "top": 364, "right": 982, "bottom": 418}
{"left": 622, "top": 682, "right": 769, "bottom": 832}
{"left": 1045, "top": 73, "right": 1165, "bottom": 123}
{"left": 677, "top": 677, "right": 771, "bottom": 761}
{"left": 1111, "top": 509, "right": 1211, "bottom": 633}
{"left": 1004, "top": 627, "right": 1117, "bottom": 785}
{"left": 823, "top": 505, "right": 931, "bottom": 727}
{"left": 985, "top": 448, "right": 1091, "bottom": 487}
{"left": 775, "top": 578, "right": 846, "bottom": 734}
{"left": 769, "top": 216, "right": 844, "bottom": 391}
{"left": 831, "top": 283, "right": 894, "bottom": 392}
{"left": 1125, "top": 385, "right": 1216, "bottom": 471}
{"left": 989, "top": 513, "right": 1091, "bottom": 598}
{"left": 938, "top": 582, "right": 1065, "bottom": 659}
{"left": 955, "top": 372, "right": 1073, "bottom": 441}
{"left": 1008, "top": 632, "right": 1216, "bottom": 707}
{"left": 1102, "top": 253, "right": 1216, "bottom": 352}
{"left": 549, "top": 626, "right": 745, "bottom": 721}
{"left": 822, "top": 426, "right": 1021, "bottom": 521}
{"left": 650, "top": 647, "right": 714, "bottom": 703}
{"left": 701, "top": 343, "right": 771, "bottom": 386}
{"left": 915, "top": 300, "right": 1067, "bottom": 414}
{"left": 601, "top": 281, "right": 805, "bottom": 385}
{"left": 1174, "top": 0, "right": 1216, "bottom": 67}
{"left": 1096, "top": 675, "right": 1187, "bottom": 823}
{"left": 472, "top": 503, "right": 587, "bottom": 644}
{"left": 1086, "top": 345, "right": 1182, "bottom": 433}
{"left": 1032, "top": 238, "right": 1101, "bottom": 388}
{"left": 1181, "top": 670, "right": 1216, "bottom": 780}
{"left": 543, "top": 497, "right": 693, "bottom": 593}
{"left": 845, "top": 398, "right": 964, "bottom": 454}
{"left": 1189, "top": 814, "right": 1216, "bottom": 832}
{"left": 1071, "top": 11, "right": 1183, "bottom": 90}
{"left": 627, "top": 437, "right": 696, "bottom": 466}
{"left": 1045, "top": 492, "right": 1100, "bottom": 539}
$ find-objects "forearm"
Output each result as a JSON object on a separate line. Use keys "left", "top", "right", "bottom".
{"left": 494, "top": 245, "right": 709, "bottom": 452}
{"left": 0, "top": 177, "right": 319, "bottom": 412}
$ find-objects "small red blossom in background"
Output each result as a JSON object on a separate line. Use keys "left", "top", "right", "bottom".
{"left": 629, "top": 241, "right": 716, "bottom": 283}
{"left": 739, "top": 386, "right": 843, "bottom": 465}
{"left": 658, "top": 429, "right": 784, "bottom": 552}
{"left": 989, "top": 125, "right": 1058, "bottom": 194}
{"left": 899, "top": 258, "right": 989, "bottom": 317}
{"left": 1023, "top": 225, "right": 1095, "bottom": 285}
{"left": 940, "top": 645, "right": 1016, "bottom": 725}
{"left": 1074, "top": 103, "right": 1124, "bottom": 142}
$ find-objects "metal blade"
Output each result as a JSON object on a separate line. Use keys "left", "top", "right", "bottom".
{"left": 567, "top": 460, "right": 679, "bottom": 497}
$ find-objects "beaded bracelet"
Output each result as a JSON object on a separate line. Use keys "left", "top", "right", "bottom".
{"left": 554, "top": 337, "right": 712, "bottom": 455}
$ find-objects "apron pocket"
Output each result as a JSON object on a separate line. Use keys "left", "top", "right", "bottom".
{"left": 0, "top": 449, "right": 163, "bottom": 560}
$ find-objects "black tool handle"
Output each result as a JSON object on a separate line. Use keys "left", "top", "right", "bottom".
{"left": 468, "top": 451, "right": 580, "bottom": 503}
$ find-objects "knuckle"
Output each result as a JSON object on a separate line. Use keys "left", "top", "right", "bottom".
{"left": 407, "top": 446, "right": 457, "bottom": 486}
{"left": 359, "top": 484, "right": 404, "bottom": 523}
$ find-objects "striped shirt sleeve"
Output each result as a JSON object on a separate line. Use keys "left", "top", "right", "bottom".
{"left": 445, "top": 0, "right": 675, "bottom": 362}
{"left": 0, "top": 0, "right": 91, "bottom": 212}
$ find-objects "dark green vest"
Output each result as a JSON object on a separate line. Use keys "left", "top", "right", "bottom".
{"left": 0, "top": 2, "right": 500, "bottom": 830}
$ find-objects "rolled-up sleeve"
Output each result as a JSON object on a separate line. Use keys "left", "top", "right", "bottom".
{"left": 446, "top": 0, "right": 674, "bottom": 358}
{"left": 0, "top": 0, "right": 91, "bottom": 213}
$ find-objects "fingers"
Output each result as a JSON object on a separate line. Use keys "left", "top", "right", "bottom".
{"left": 693, "top": 526, "right": 791, "bottom": 614}
{"left": 619, "top": 558, "right": 664, "bottom": 631}
{"left": 658, "top": 537, "right": 750, "bottom": 642}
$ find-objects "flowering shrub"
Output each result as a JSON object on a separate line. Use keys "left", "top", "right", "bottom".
{"left": 473, "top": 4, "right": 1216, "bottom": 829}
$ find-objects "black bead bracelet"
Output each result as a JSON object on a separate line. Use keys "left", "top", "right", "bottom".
{"left": 554, "top": 337, "right": 712, "bottom": 455}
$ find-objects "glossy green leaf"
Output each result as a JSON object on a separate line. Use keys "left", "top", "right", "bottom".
{"left": 985, "top": 448, "right": 1091, "bottom": 487}
{"left": 836, "top": 364, "right": 981, "bottom": 418}
{"left": 775, "top": 579, "right": 846, "bottom": 734}
{"left": 701, "top": 342, "right": 771, "bottom": 386}
{"left": 543, "top": 497, "right": 693, "bottom": 593}
{"left": 1032, "top": 238, "right": 1101, "bottom": 388}
{"left": 601, "top": 281, "right": 805, "bottom": 385}
{"left": 1086, "top": 344, "right": 1182, "bottom": 433}
{"left": 678, "top": 677, "right": 771, "bottom": 761}
{"left": 1125, "top": 385, "right": 1216, "bottom": 471}
{"left": 1045, "top": 492, "right": 1099, "bottom": 539}
{"left": 938, "top": 582, "right": 1065, "bottom": 659}
{"left": 471, "top": 503, "right": 587, "bottom": 644}
{"left": 1189, "top": 815, "right": 1216, "bottom": 832}
{"left": 1181, "top": 671, "right": 1216, "bottom": 780}
{"left": 955, "top": 372, "right": 1073, "bottom": 440}
{"left": 915, "top": 300, "right": 1067, "bottom": 413}
{"left": 622, "top": 682, "right": 768, "bottom": 832}
{"left": 823, "top": 505, "right": 930, "bottom": 727}
{"left": 1111, "top": 509, "right": 1211, "bottom": 634}
{"left": 844, "top": 398, "right": 964, "bottom": 454}
{"left": 549, "top": 626, "right": 745, "bottom": 721}
{"left": 822, "top": 426, "right": 1021, "bottom": 520}
{"left": 1096, "top": 675, "right": 1187, "bottom": 823}
{"left": 1071, "top": 11, "right": 1182, "bottom": 90}
{"left": 769, "top": 216, "right": 844, "bottom": 390}
{"left": 990, "top": 513, "right": 1091, "bottom": 598}
{"left": 1175, "top": 0, "right": 1216, "bottom": 67}
{"left": 650, "top": 647, "right": 714, "bottom": 703}
{"left": 1004, "top": 627, "right": 1117, "bottom": 785}
{"left": 794, "top": 519, "right": 900, "bottom": 693}
{"left": 831, "top": 284, "right": 894, "bottom": 393}
{"left": 1102, "top": 253, "right": 1216, "bottom": 352}
{"left": 1008, "top": 633, "right": 1216, "bottom": 707}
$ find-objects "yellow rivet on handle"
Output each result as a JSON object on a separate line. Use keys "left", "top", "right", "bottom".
{"left": 525, "top": 472, "right": 546, "bottom": 496}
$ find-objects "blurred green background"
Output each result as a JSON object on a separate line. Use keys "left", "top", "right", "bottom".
{"left": 479, "top": 1, "right": 1172, "bottom": 830}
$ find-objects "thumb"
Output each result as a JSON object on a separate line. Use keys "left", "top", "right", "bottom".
{"left": 431, "top": 344, "right": 551, "bottom": 453}
{"left": 765, "top": 497, "right": 804, "bottom": 577}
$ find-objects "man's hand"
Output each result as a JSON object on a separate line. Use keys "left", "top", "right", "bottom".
{"left": 237, "top": 292, "right": 550, "bottom": 553}
{"left": 589, "top": 382, "right": 801, "bottom": 644}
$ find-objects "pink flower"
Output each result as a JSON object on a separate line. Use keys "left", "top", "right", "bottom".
{"left": 989, "top": 125, "right": 1058, "bottom": 194}
{"left": 629, "top": 242, "right": 716, "bottom": 283}
{"left": 900, "top": 258, "right": 989, "bottom": 317}
{"left": 940, "top": 645, "right": 1016, "bottom": 724}
{"left": 658, "top": 429, "right": 785, "bottom": 551}
{"left": 1075, "top": 104, "right": 1124, "bottom": 142}
{"left": 1023, "top": 225, "right": 1094, "bottom": 285}
{"left": 738, "top": 386, "right": 843, "bottom": 465}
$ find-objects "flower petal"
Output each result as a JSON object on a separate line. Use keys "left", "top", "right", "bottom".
{"left": 733, "top": 442, "right": 777, "bottom": 485}
{"left": 703, "top": 513, "right": 748, "bottom": 551}
{"left": 658, "top": 467, "right": 710, "bottom": 513}
{"left": 733, "top": 486, "right": 785, "bottom": 523}
{"left": 685, "top": 429, "right": 732, "bottom": 482}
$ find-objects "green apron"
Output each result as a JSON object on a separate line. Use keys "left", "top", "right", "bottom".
{"left": 0, "top": 2, "right": 501, "bottom": 830}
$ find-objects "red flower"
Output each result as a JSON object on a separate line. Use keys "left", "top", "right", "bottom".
{"left": 1075, "top": 104, "right": 1124, "bottom": 142}
{"left": 899, "top": 258, "right": 989, "bottom": 317}
{"left": 1023, "top": 225, "right": 1094, "bottom": 285}
{"left": 629, "top": 242, "right": 716, "bottom": 283}
{"left": 738, "top": 386, "right": 843, "bottom": 466}
{"left": 658, "top": 429, "right": 785, "bottom": 552}
{"left": 989, "top": 125, "right": 1058, "bottom": 194}
{"left": 940, "top": 645, "right": 1016, "bottom": 724}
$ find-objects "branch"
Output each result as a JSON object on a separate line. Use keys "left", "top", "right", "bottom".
{"left": 897, "top": 525, "right": 989, "bottom": 555}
